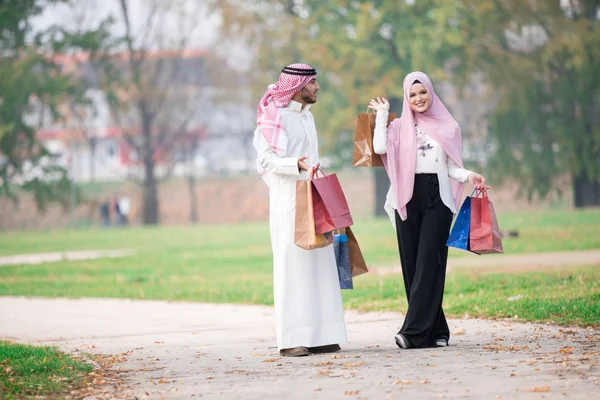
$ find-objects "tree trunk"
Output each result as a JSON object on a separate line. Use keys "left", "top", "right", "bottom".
{"left": 187, "top": 172, "right": 198, "bottom": 223}
{"left": 89, "top": 137, "right": 96, "bottom": 182}
{"left": 142, "top": 167, "right": 159, "bottom": 225}
{"left": 573, "top": 101, "right": 599, "bottom": 208}
{"left": 285, "top": 0, "right": 299, "bottom": 61}
{"left": 141, "top": 113, "right": 159, "bottom": 225}
{"left": 374, "top": 96, "right": 401, "bottom": 217}
{"left": 573, "top": 172, "right": 600, "bottom": 208}
{"left": 187, "top": 141, "right": 199, "bottom": 223}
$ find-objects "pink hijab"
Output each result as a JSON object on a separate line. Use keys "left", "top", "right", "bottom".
{"left": 381, "top": 71, "right": 465, "bottom": 221}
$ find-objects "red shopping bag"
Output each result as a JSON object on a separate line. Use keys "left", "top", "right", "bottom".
{"left": 311, "top": 168, "right": 354, "bottom": 235}
{"left": 469, "top": 189, "right": 503, "bottom": 254}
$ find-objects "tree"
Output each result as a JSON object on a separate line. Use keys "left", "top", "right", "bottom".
{"left": 0, "top": 0, "right": 112, "bottom": 211}
{"left": 460, "top": 0, "right": 600, "bottom": 207}
{"left": 79, "top": 0, "right": 220, "bottom": 225}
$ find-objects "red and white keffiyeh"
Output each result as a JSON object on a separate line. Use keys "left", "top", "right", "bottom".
{"left": 256, "top": 63, "right": 316, "bottom": 166}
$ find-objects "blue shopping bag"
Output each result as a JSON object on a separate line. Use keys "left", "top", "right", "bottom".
{"left": 446, "top": 194, "right": 476, "bottom": 253}
{"left": 333, "top": 233, "right": 353, "bottom": 289}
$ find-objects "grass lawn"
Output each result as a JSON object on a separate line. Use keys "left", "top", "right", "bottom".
{"left": 0, "top": 341, "right": 92, "bottom": 400}
{"left": 0, "top": 208, "right": 599, "bottom": 327}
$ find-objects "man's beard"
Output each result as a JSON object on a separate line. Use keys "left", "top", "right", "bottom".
{"left": 301, "top": 89, "right": 317, "bottom": 104}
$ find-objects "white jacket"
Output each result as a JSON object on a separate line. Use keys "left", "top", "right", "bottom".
{"left": 373, "top": 110, "right": 472, "bottom": 228}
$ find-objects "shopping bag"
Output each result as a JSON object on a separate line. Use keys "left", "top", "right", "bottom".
{"left": 333, "top": 231, "right": 353, "bottom": 289}
{"left": 447, "top": 193, "right": 476, "bottom": 253}
{"left": 294, "top": 179, "right": 333, "bottom": 250}
{"left": 469, "top": 189, "right": 504, "bottom": 254}
{"left": 352, "top": 110, "right": 396, "bottom": 167}
{"left": 346, "top": 227, "right": 368, "bottom": 277}
{"left": 311, "top": 168, "right": 353, "bottom": 235}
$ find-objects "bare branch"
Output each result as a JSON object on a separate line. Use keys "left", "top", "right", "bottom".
{"left": 118, "top": 0, "right": 145, "bottom": 91}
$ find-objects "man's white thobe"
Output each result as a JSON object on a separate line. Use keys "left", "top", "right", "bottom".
{"left": 253, "top": 100, "right": 348, "bottom": 350}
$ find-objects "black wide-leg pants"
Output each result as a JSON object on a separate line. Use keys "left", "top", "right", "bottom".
{"left": 395, "top": 173, "right": 453, "bottom": 348}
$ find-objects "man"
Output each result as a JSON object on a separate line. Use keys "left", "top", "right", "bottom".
{"left": 253, "top": 63, "right": 347, "bottom": 357}
{"left": 118, "top": 196, "right": 130, "bottom": 226}
{"left": 99, "top": 199, "right": 110, "bottom": 227}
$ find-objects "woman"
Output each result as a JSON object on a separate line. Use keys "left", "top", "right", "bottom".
{"left": 368, "top": 71, "right": 487, "bottom": 349}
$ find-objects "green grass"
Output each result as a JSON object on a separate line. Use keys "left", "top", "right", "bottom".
{"left": 0, "top": 341, "right": 92, "bottom": 400}
{"left": 0, "top": 209, "right": 599, "bottom": 326}
{"left": 345, "top": 268, "right": 600, "bottom": 327}
{"left": 1, "top": 208, "right": 599, "bottom": 259}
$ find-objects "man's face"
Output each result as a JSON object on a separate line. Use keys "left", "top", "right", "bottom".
{"left": 300, "top": 78, "right": 320, "bottom": 104}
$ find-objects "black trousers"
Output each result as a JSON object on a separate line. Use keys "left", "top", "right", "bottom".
{"left": 395, "top": 174, "right": 453, "bottom": 348}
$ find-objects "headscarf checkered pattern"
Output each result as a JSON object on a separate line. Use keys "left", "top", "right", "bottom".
{"left": 256, "top": 63, "right": 316, "bottom": 161}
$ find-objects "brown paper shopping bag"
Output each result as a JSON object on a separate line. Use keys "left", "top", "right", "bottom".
{"left": 346, "top": 227, "right": 368, "bottom": 277}
{"left": 352, "top": 110, "right": 396, "bottom": 167}
{"left": 294, "top": 179, "right": 333, "bottom": 250}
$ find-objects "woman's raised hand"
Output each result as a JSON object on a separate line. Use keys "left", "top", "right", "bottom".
{"left": 368, "top": 97, "right": 390, "bottom": 112}
{"left": 467, "top": 172, "right": 491, "bottom": 190}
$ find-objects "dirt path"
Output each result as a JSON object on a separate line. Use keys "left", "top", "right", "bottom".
{"left": 372, "top": 249, "right": 600, "bottom": 275}
{"left": 1, "top": 248, "right": 599, "bottom": 274}
{"left": 0, "top": 249, "right": 134, "bottom": 267}
{"left": 1, "top": 297, "right": 598, "bottom": 399}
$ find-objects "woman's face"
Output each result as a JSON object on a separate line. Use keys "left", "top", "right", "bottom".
{"left": 408, "top": 82, "right": 431, "bottom": 113}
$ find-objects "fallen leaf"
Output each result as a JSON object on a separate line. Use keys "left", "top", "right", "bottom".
{"left": 510, "top": 373, "right": 516, "bottom": 377}
{"left": 344, "top": 390, "right": 360, "bottom": 395}
{"left": 316, "top": 370, "right": 334, "bottom": 376}
{"left": 559, "top": 347, "right": 573, "bottom": 354}
{"left": 507, "top": 345, "right": 529, "bottom": 351}
{"left": 453, "top": 329, "right": 465, "bottom": 336}
{"left": 154, "top": 341, "right": 164, "bottom": 344}
{"left": 158, "top": 379, "right": 169, "bottom": 384}
{"left": 262, "top": 358, "right": 280, "bottom": 363}
{"left": 420, "top": 380, "right": 429, "bottom": 384}
{"left": 313, "top": 361, "right": 333, "bottom": 367}
{"left": 559, "top": 329, "right": 576, "bottom": 335}
{"left": 394, "top": 380, "right": 412, "bottom": 385}
{"left": 343, "top": 361, "right": 365, "bottom": 368}
{"left": 520, "top": 386, "right": 549, "bottom": 393}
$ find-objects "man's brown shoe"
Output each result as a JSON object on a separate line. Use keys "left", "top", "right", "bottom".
{"left": 307, "top": 344, "right": 341, "bottom": 354}
{"left": 279, "top": 346, "right": 309, "bottom": 357}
